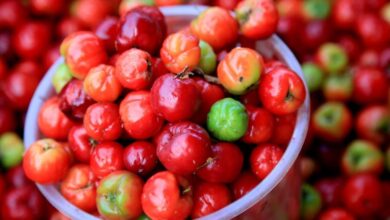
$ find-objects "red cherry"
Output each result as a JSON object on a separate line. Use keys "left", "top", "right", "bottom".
{"left": 242, "top": 106, "right": 275, "bottom": 144}
{"left": 319, "top": 208, "right": 355, "bottom": 220}
{"left": 68, "top": 125, "right": 96, "bottom": 163}
{"left": 123, "top": 141, "right": 158, "bottom": 176}
{"left": 353, "top": 67, "right": 388, "bottom": 104}
{"left": 30, "top": 0, "right": 64, "bottom": 15}
{"left": 356, "top": 14, "right": 390, "bottom": 48}
{"left": 0, "top": 0, "right": 27, "bottom": 29}
{"left": 90, "top": 142, "right": 124, "bottom": 179}
{"left": 314, "top": 178, "right": 344, "bottom": 208}
{"left": 270, "top": 113, "right": 296, "bottom": 146}
{"left": 231, "top": 171, "right": 260, "bottom": 199}
{"left": 94, "top": 16, "right": 118, "bottom": 52}
{"left": 250, "top": 143, "right": 284, "bottom": 179}
{"left": 5, "top": 165, "right": 33, "bottom": 188}
{"left": 71, "top": 0, "right": 113, "bottom": 28}
{"left": 14, "top": 60, "right": 44, "bottom": 79}
{"left": 0, "top": 106, "right": 16, "bottom": 134}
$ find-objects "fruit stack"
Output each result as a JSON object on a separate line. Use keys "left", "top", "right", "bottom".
{"left": 22, "top": 2, "right": 309, "bottom": 220}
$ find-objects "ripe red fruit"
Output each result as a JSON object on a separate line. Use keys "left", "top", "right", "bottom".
{"left": 56, "top": 17, "right": 84, "bottom": 39}
{"left": 192, "top": 181, "right": 232, "bottom": 218}
{"left": 6, "top": 165, "right": 33, "bottom": 188}
{"left": 318, "top": 208, "right": 355, "bottom": 220}
{"left": 90, "top": 142, "right": 124, "bottom": 179}
{"left": 242, "top": 106, "right": 275, "bottom": 144}
{"left": 83, "top": 103, "right": 122, "bottom": 141}
{"left": 115, "top": 48, "right": 153, "bottom": 90}
{"left": 30, "top": 0, "right": 64, "bottom": 15}
{"left": 314, "top": 178, "right": 344, "bottom": 208}
{"left": 68, "top": 125, "right": 96, "bottom": 163}
{"left": 353, "top": 67, "right": 389, "bottom": 104}
{"left": 250, "top": 143, "right": 284, "bottom": 179}
{"left": 0, "top": 0, "right": 26, "bottom": 29}
{"left": 356, "top": 14, "right": 390, "bottom": 48}
{"left": 94, "top": 16, "right": 118, "bottom": 52}
{"left": 71, "top": 0, "right": 112, "bottom": 28}
{"left": 0, "top": 106, "right": 16, "bottom": 134}
{"left": 38, "top": 97, "right": 74, "bottom": 140}
{"left": 123, "top": 141, "right": 158, "bottom": 176}
{"left": 231, "top": 171, "right": 260, "bottom": 199}
{"left": 197, "top": 142, "right": 244, "bottom": 183}
{"left": 119, "top": 91, "right": 164, "bottom": 139}
{"left": 213, "top": 0, "right": 241, "bottom": 10}
{"left": 155, "top": 121, "right": 212, "bottom": 175}
{"left": 270, "top": 113, "right": 296, "bottom": 146}
{"left": 116, "top": 6, "right": 167, "bottom": 55}
{"left": 151, "top": 74, "right": 201, "bottom": 122}
{"left": 356, "top": 105, "right": 389, "bottom": 145}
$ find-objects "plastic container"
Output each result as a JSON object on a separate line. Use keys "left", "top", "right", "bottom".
{"left": 24, "top": 5, "right": 310, "bottom": 220}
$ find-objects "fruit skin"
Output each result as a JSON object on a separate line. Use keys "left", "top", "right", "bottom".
{"left": 52, "top": 63, "right": 73, "bottom": 93}
{"left": 68, "top": 125, "right": 95, "bottom": 163}
{"left": 190, "top": 7, "right": 238, "bottom": 52}
{"left": 316, "top": 43, "right": 348, "bottom": 74}
{"left": 141, "top": 171, "right": 193, "bottom": 220}
{"left": 83, "top": 103, "right": 122, "bottom": 141}
{"left": 314, "top": 178, "right": 344, "bottom": 208}
{"left": 123, "top": 141, "right": 158, "bottom": 176}
{"left": 94, "top": 16, "right": 119, "bottom": 52}
{"left": 352, "top": 67, "right": 388, "bottom": 104}
{"left": 60, "top": 164, "right": 97, "bottom": 212}
{"left": 235, "top": 0, "right": 279, "bottom": 40}
{"left": 38, "top": 97, "right": 75, "bottom": 140}
{"left": 0, "top": 0, "right": 26, "bottom": 29}
{"left": 120, "top": 91, "right": 164, "bottom": 139}
{"left": 116, "top": 6, "right": 167, "bottom": 55}
{"left": 198, "top": 40, "right": 217, "bottom": 74}
{"left": 160, "top": 31, "right": 200, "bottom": 74}
{"left": 301, "top": 62, "right": 324, "bottom": 92}
{"left": 155, "top": 121, "right": 212, "bottom": 175}
{"left": 207, "top": 98, "right": 248, "bottom": 141}
{"left": 197, "top": 142, "right": 243, "bottom": 183}
{"left": 250, "top": 143, "right": 284, "bottom": 179}
{"left": 61, "top": 31, "right": 107, "bottom": 79}
{"left": 312, "top": 102, "right": 353, "bottom": 142}
{"left": 0, "top": 132, "right": 24, "bottom": 169}
{"left": 217, "top": 47, "right": 263, "bottom": 95}
{"left": 191, "top": 181, "right": 232, "bottom": 218}
{"left": 258, "top": 67, "right": 306, "bottom": 115}
{"left": 231, "top": 171, "right": 259, "bottom": 199}
{"left": 342, "top": 174, "right": 383, "bottom": 217}
{"left": 356, "top": 13, "right": 390, "bottom": 48}
{"left": 23, "top": 139, "right": 71, "bottom": 184}
{"left": 115, "top": 48, "right": 153, "bottom": 90}
{"left": 318, "top": 208, "right": 355, "bottom": 220}
{"left": 97, "top": 171, "right": 144, "bottom": 220}
{"left": 83, "top": 64, "right": 123, "bottom": 102}
{"left": 90, "top": 142, "right": 124, "bottom": 179}
{"left": 322, "top": 73, "right": 353, "bottom": 102}
{"left": 71, "top": 0, "right": 113, "bottom": 28}
{"left": 242, "top": 106, "right": 275, "bottom": 144}
{"left": 341, "top": 140, "right": 384, "bottom": 176}
{"left": 300, "top": 183, "right": 322, "bottom": 220}
{"left": 151, "top": 74, "right": 201, "bottom": 122}
{"left": 30, "top": 0, "right": 64, "bottom": 15}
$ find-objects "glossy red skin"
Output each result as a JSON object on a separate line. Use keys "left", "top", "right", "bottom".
{"left": 68, "top": 125, "right": 95, "bottom": 163}
{"left": 115, "top": 48, "right": 153, "bottom": 90}
{"left": 155, "top": 121, "right": 212, "bottom": 175}
{"left": 314, "top": 178, "right": 344, "bottom": 208}
{"left": 1, "top": 185, "right": 47, "bottom": 220}
{"left": 160, "top": 31, "right": 200, "bottom": 74}
{"left": 12, "top": 21, "right": 51, "bottom": 59}
{"left": 235, "top": 0, "right": 279, "bottom": 40}
{"left": 120, "top": 91, "right": 164, "bottom": 139}
{"left": 59, "top": 79, "right": 96, "bottom": 121}
{"left": 356, "top": 14, "right": 390, "bottom": 48}
{"left": 356, "top": 105, "right": 389, "bottom": 145}
{"left": 197, "top": 142, "right": 243, "bottom": 183}
{"left": 60, "top": 164, "right": 97, "bottom": 212}
{"left": 94, "top": 16, "right": 118, "bottom": 52}
{"left": 342, "top": 174, "right": 383, "bottom": 217}
{"left": 123, "top": 141, "right": 158, "bottom": 176}
{"left": 213, "top": 0, "right": 240, "bottom": 10}
{"left": 331, "top": 0, "right": 359, "bottom": 29}
{"left": 2, "top": 70, "right": 39, "bottom": 110}
{"left": 142, "top": 171, "right": 193, "bottom": 220}
{"left": 151, "top": 57, "right": 169, "bottom": 83}
{"left": 151, "top": 74, "right": 201, "bottom": 122}
{"left": 190, "top": 7, "right": 238, "bottom": 52}
{"left": 242, "top": 106, "right": 275, "bottom": 144}
{"left": 231, "top": 171, "right": 260, "bottom": 199}
{"left": 270, "top": 113, "right": 296, "bottom": 146}
{"left": 57, "top": 17, "right": 84, "bottom": 39}
{"left": 258, "top": 67, "right": 306, "bottom": 115}
{"left": 14, "top": 60, "right": 44, "bottom": 79}
{"left": 116, "top": 6, "right": 167, "bottom": 55}
{"left": 319, "top": 208, "right": 355, "bottom": 220}
{"left": 191, "top": 181, "right": 232, "bottom": 218}
{"left": 6, "top": 165, "right": 33, "bottom": 188}
{"left": 0, "top": 0, "right": 26, "bottom": 29}
{"left": 0, "top": 106, "right": 16, "bottom": 134}
{"left": 38, "top": 97, "right": 74, "bottom": 140}
{"left": 301, "top": 20, "right": 332, "bottom": 51}
{"left": 353, "top": 67, "right": 388, "bottom": 104}
{"left": 250, "top": 143, "right": 284, "bottom": 180}
{"left": 23, "top": 139, "right": 71, "bottom": 184}
{"left": 191, "top": 77, "right": 225, "bottom": 124}
{"left": 71, "top": 0, "right": 112, "bottom": 28}
{"left": 90, "top": 142, "right": 124, "bottom": 179}
{"left": 264, "top": 60, "right": 287, "bottom": 74}
{"left": 84, "top": 64, "right": 122, "bottom": 102}
{"left": 314, "top": 142, "right": 345, "bottom": 173}
{"left": 62, "top": 31, "right": 107, "bottom": 79}
{"left": 240, "top": 88, "right": 261, "bottom": 107}
{"left": 83, "top": 103, "right": 122, "bottom": 141}
{"left": 30, "top": 0, "right": 64, "bottom": 15}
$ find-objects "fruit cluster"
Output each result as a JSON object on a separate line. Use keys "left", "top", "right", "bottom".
{"left": 273, "top": 0, "right": 390, "bottom": 219}
{"left": 22, "top": 2, "right": 308, "bottom": 220}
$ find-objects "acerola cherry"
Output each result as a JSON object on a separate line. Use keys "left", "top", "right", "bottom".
{"left": 250, "top": 143, "right": 284, "bottom": 179}
{"left": 83, "top": 103, "right": 122, "bottom": 141}
{"left": 160, "top": 31, "right": 200, "bottom": 74}
{"left": 356, "top": 105, "right": 389, "bottom": 145}
{"left": 151, "top": 73, "right": 201, "bottom": 122}
{"left": 353, "top": 67, "right": 388, "bottom": 104}
{"left": 318, "top": 208, "right": 355, "bottom": 220}
{"left": 90, "top": 142, "right": 124, "bottom": 179}
{"left": 71, "top": 0, "right": 112, "bottom": 28}
{"left": 0, "top": 0, "right": 26, "bottom": 29}
{"left": 155, "top": 121, "right": 212, "bottom": 175}
{"left": 119, "top": 91, "right": 164, "bottom": 139}
{"left": 84, "top": 64, "right": 122, "bottom": 102}
{"left": 123, "top": 141, "right": 158, "bottom": 176}
{"left": 94, "top": 16, "right": 119, "bottom": 52}
{"left": 191, "top": 7, "right": 238, "bottom": 51}
{"left": 30, "top": 0, "right": 64, "bottom": 15}
{"left": 115, "top": 48, "right": 153, "bottom": 90}
{"left": 68, "top": 125, "right": 96, "bottom": 163}
{"left": 242, "top": 106, "right": 275, "bottom": 144}
{"left": 356, "top": 13, "right": 390, "bottom": 48}
{"left": 231, "top": 171, "right": 260, "bottom": 199}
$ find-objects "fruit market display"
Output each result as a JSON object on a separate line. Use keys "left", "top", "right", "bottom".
{"left": 0, "top": 0, "right": 388, "bottom": 220}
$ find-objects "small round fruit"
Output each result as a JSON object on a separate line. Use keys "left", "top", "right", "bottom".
{"left": 90, "top": 142, "right": 124, "bottom": 179}
{"left": 52, "top": 63, "right": 73, "bottom": 93}
{"left": 123, "top": 141, "right": 158, "bottom": 176}
{"left": 316, "top": 43, "right": 348, "bottom": 74}
{"left": 241, "top": 106, "right": 274, "bottom": 144}
{"left": 198, "top": 40, "right": 217, "bottom": 74}
{"left": 250, "top": 143, "right": 284, "bottom": 179}
{"left": 207, "top": 98, "right": 248, "bottom": 141}
{"left": 301, "top": 183, "right": 322, "bottom": 220}
{"left": 231, "top": 171, "right": 259, "bottom": 199}
{"left": 301, "top": 62, "right": 324, "bottom": 92}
